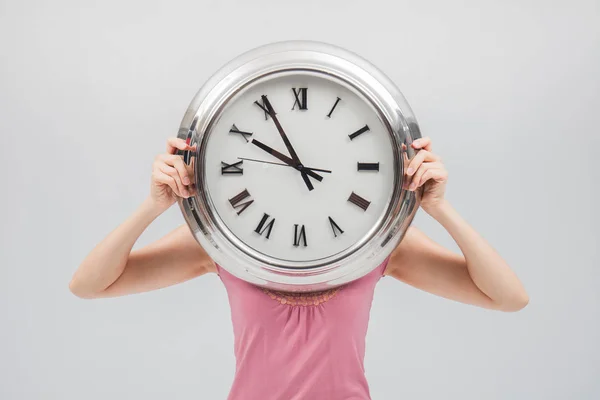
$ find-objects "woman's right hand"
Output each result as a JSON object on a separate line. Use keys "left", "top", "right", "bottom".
{"left": 150, "top": 137, "right": 197, "bottom": 211}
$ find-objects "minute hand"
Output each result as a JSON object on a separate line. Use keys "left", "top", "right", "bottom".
{"left": 250, "top": 139, "right": 323, "bottom": 182}
{"left": 261, "top": 95, "right": 302, "bottom": 163}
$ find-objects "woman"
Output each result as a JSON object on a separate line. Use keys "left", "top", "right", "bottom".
{"left": 69, "top": 135, "right": 529, "bottom": 399}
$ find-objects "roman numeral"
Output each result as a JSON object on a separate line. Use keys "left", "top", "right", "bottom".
{"left": 326, "top": 97, "right": 341, "bottom": 118}
{"left": 328, "top": 216, "right": 344, "bottom": 237}
{"left": 357, "top": 162, "right": 379, "bottom": 171}
{"left": 228, "top": 189, "right": 254, "bottom": 215}
{"left": 255, "top": 213, "right": 276, "bottom": 239}
{"left": 348, "top": 124, "right": 370, "bottom": 140}
{"left": 348, "top": 191, "right": 371, "bottom": 211}
{"left": 254, "top": 96, "right": 271, "bottom": 120}
{"left": 221, "top": 160, "right": 243, "bottom": 175}
{"left": 293, "top": 224, "right": 307, "bottom": 247}
{"left": 229, "top": 124, "right": 253, "bottom": 142}
{"left": 292, "top": 88, "right": 308, "bottom": 110}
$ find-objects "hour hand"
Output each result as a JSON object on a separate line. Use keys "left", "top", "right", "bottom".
{"left": 250, "top": 139, "right": 323, "bottom": 182}
{"left": 251, "top": 139, "right": 296, "bottom": 166}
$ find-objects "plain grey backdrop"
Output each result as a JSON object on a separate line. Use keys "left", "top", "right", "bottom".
{"left": 1, "top": 0, "right": 598, "bottom": 399}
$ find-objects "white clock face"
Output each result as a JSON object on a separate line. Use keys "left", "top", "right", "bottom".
{"left": 204, "top": 72, "right": 395, "bottom": 263}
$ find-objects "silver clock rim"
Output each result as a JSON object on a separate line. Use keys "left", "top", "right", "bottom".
{"left": 176, "top": 40, "right": 422, "bottom": 292}
{"left": 204, "top": 69, "right": 397, "bottom": 267}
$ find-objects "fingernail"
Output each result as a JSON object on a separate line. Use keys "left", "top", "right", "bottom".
{"left": 407, "top": 167, "right": 414, "bottom": 175}
{"left": 412, "top": 139, "right": 420, "bottom": 147}
{"left": 409, "top": 182, "right": 417, "bottom": 190}
{"left": 183, "top": 177, "right": 190, "bottom": 185}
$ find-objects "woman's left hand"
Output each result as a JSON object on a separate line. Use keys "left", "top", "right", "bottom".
{"left": 403, "top": 136, "right": 448, "bottom": 214}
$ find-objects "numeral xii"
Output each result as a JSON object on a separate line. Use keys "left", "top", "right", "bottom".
{"left": 292, "top": 87, "right": 307, "bottom": 110}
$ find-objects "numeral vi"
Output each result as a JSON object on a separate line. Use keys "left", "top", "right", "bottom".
{"left": 293, "top": 224, "right": 307, "bottom": 247}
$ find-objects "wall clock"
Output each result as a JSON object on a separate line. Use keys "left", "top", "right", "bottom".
{"left": 176, "top": 40, "right": 422, "bottom": 292}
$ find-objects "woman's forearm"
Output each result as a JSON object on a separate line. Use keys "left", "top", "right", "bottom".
{"left": 427, "top": 199, "right": 529, "bottom": 311}
{"left": 69, "top": 196, "right": 167, "bottom": 298}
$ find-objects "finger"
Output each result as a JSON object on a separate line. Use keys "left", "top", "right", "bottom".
{"left": 166, "top": 137, "right": 196, "bottom": 155}
{"left": 409, "top": 164, "right": 448, "bottom": 190}
{"left": 411, "top": 161, "right": 443, "bottom": 183}
{"left": 421, "top": 168, "right": 447, "bottom": 184}
{"left": 405, "top": 149, "right": 440, "bottom": 176}
{"left": 163, "top": 163, "right": 191, "bottom": 198}
{"left": 160, "top": 154, "right": 194, "bottom": 185}
{"left": 158, "top": 163, "right": 190, "bottom": 197}
{"left": 153, "top": 170, "right": 182, "bottom": 197}
{"left": 405, "top": 161, "right": 436, "bottom": 190}
{"left": 170, "top": 154, "right": 191, "bottom": 186}
{"left": 409, "top": 162, "right": 444, "bottom": 190}
{"left": 160, "top": 153, "right": 188, "bottom": 168}
{"left": 411, "top": 136, "right": 432, "bottom": 151}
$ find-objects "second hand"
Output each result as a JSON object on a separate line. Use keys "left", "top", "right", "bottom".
{"left": 237, "top": 157, "right": 332, "bottom": 174}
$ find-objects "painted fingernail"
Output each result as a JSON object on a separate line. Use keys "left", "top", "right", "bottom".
{"left": 407, "top": 167, "right": 414, "bottom": 175}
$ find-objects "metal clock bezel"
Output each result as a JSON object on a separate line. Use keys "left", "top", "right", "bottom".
{"left": 176, "top": 41, "right": 422, "bottom": 292}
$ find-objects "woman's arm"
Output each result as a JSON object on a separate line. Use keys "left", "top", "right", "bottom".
{"left": 385, "top": 200, "right": 529, "bottom": 312}
{"left": 69, "top": 198, "right": 215, "bottom": 299}
{"left": 384, "top": 136, "right": 528, "bottom": 312}
{"left": 69, "top": 137, "right": 215, "bottom": 299}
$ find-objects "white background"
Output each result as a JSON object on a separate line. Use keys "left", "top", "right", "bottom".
{"left": 0, "top": 0, "right": 598, "bottom": 399}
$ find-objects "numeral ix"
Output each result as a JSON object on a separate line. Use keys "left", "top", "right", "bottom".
{"left": 221, "top": 160, "right": 243, "bottom": 175}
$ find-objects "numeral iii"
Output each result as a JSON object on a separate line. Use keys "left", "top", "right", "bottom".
{"left": 357, "top": 162, "right": 379, "bottom": 171}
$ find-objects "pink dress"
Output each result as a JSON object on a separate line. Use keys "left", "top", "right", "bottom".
{"left": 216, "top": 256, "right": 390, "bottom": 400}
